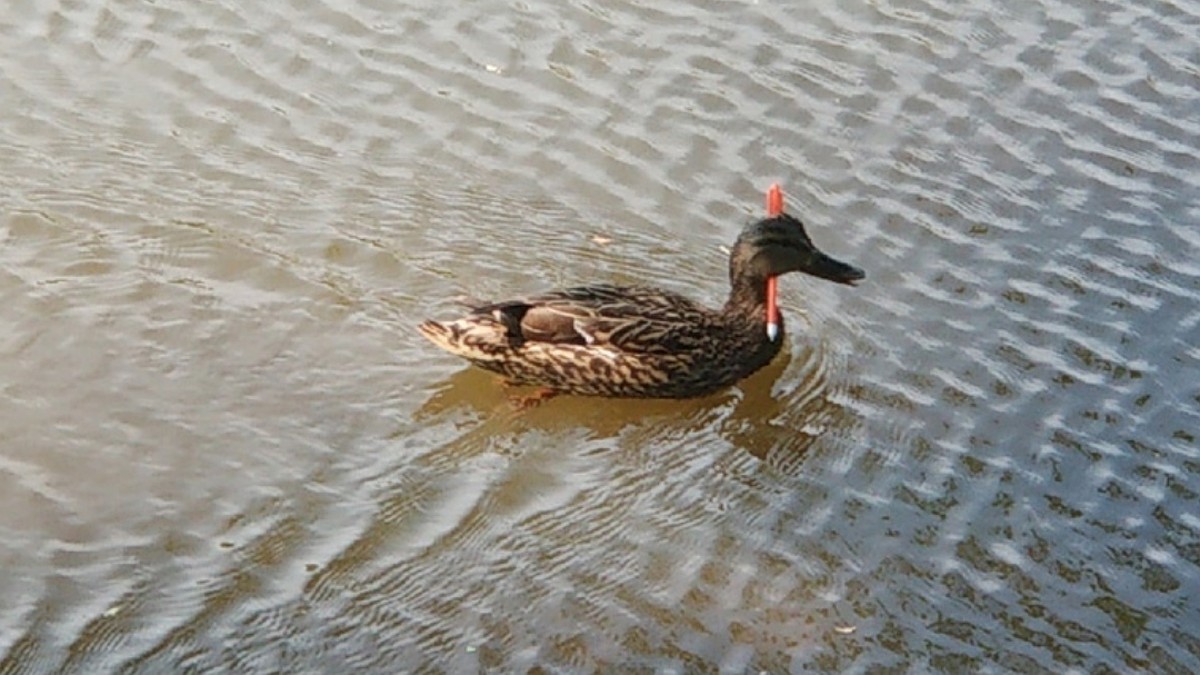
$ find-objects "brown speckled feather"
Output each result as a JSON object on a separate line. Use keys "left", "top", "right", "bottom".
{"left": 418, "top": 284, "right": 779, "bottom": 398}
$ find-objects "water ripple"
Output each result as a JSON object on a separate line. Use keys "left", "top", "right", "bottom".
{"left": 3, "top": 0, "right": 1200, "bottom": 671}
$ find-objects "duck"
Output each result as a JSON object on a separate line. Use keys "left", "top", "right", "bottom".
{"left": 418, "top": 212, "right": 864, "bottom": 402}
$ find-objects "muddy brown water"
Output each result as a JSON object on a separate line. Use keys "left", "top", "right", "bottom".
{"left": 2, "top": 0, "right": 1198, "bottom": 672}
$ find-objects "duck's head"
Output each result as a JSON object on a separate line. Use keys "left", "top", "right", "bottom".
{"left": 731, "top": 213, "right": 865, "bottom": 285}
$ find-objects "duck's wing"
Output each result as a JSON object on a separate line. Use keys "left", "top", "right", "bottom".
{"left": 469, "top": 284, "right": 717, "bottom": 355}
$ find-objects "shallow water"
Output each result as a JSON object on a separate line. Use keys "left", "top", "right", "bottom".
{"left": 2, "top": 0, "right": 1199, "bottom": 672}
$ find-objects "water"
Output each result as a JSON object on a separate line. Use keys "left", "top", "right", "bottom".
{"left": 2, "top": 0, "right": 1198, "bottom": 672}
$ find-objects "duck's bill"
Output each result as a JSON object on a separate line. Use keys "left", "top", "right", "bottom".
{"left": 808, "top": 251, "right": 866, "bottom": 286}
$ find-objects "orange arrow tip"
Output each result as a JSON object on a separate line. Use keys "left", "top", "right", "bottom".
{"left": 767, "top": 184, "right": 784, "bottom": 217}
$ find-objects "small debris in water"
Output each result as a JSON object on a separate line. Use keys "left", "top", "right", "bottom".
{"left": 103, "top": 606, "right": 122, "bottom": 618}
{"left": 591, "top": 235, "right": 613, "bottom": 245}
{"left": 834, "top": 625, "right": 857, "bottom": 635}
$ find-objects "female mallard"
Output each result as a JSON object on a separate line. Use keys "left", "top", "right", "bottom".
{"left": 418, "top": 213, "right": 864, "bottom": 400}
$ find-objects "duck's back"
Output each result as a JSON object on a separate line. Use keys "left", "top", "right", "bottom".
{"left": 419, "top": 284, "right": 782, "bottom": 398}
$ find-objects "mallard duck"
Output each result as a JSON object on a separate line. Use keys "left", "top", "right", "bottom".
{"left": 418, "top": 212, "right": 864, "bottom": 400}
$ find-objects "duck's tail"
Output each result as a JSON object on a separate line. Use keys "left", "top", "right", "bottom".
{"left": 417, "top": 319, "right": 512, "bottom": 362}
{"left": 416, "top": 320, "right": 456, "bottom": 351}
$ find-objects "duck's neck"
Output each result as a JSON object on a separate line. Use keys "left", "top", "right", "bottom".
{"left": 723, "top": 270, "right": 771, "bottom": 325}
{"left": 720, "top": 270, "right": 785, "bottom": 377}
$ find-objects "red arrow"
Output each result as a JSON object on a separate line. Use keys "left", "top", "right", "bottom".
{"left": 765, "top": 184, "right": 783, "bottom": 340}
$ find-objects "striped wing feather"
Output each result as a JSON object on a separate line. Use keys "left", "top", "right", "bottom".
{"left": 471, "top": 284, "right": 718, "bottom": 355}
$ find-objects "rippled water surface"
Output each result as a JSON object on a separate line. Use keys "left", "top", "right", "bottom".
{"left": 3, "top": 0, "right": 1199, "bottom": 672}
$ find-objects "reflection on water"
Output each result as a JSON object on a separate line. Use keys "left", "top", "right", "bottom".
{"left": 2, "top": 0, "right": 1199, "bottom": 671}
